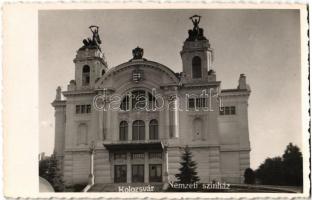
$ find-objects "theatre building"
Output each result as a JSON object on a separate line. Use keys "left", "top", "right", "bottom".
{"left": 52, "top": 17, "right": 251, "bottom": 187}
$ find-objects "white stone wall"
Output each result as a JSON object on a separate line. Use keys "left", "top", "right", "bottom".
{"left": 94, "top": 149, "right": 111, "bottom": 183}
{"left": 63, "top": 151, "right": 90, "bottom": 185}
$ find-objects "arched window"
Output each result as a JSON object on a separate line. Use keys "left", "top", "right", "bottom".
{"left": 132, "top": 120, "right": 145, "bottom": 140}
{"left": 120, "top": 90, "right": 157, "bottom": 111}
{"left": 132, "top": 90, "right": 146, "bottom": 110}
{"left": 77, "top": 123, "right": 88, "bottom": 145}
{"left": 101, "top": 69, "right": 105, "bottom": 76}
{"left": 120, "top": 94, "right": 130, "bottom": 111}
{"left": 119, "top": 121, "right": 128, "bottom": 141}
{"left": 149, "top": 119, "right": 158, "bottom": 140}
{"left": 82, "top": 65, "right": 90, "bottom": 85}
{"left": 192, "top": 56, "right": 202, "bottom": 79}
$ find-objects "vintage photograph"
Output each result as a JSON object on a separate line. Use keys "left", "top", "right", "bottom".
{"left": 37, "top": 8, "right": 307, "bottom": 195}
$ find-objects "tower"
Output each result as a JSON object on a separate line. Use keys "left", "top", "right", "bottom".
{"left": 180, "top": 15, "right": 214, "bottom": 83}
{"left": 73, "top": 26, "right": 108, "bottom": 89}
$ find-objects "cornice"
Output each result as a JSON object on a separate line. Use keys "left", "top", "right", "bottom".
{"left": 220, "top": 89, "right": 251, "bottom": 97}
{"left": 62, "top": 89, "right": 96, "bottom": 97}
{"left": 51, "top": 100, "right": 66, "bottom": 107}
{"left": 73, "top": 56, "right": 107, "bottom": 66}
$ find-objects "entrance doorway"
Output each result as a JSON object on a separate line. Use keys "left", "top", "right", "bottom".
{"left": 132, "top": 165, "right": 144, "bottom": 183}
{"left": 114, "top": 165, "right": 127, "bottom": 183}
{"left": 149, "top": 164, "right": 162, "bottom": 182}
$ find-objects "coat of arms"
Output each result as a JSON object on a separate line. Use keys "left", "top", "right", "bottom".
{"left": 132, "top": 69, "right": 144, "bottom": 82}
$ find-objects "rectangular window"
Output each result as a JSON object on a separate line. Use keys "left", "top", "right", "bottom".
{"left": 195, "top": 98, "right": 201, "bottom": 108}
{"left": 188, "top": 98, "right": 195, "bottom": 109}
{"left": 114, "top": 165, "right": 127, "bottom": 183}
{"left": 86, "top": 104, "right": 91, "bottom": 113}
{"left": 219, "top": 106, "right": 236, "bottom": 115}
{"left": 114, "top": 153, "right": 127, "bottom": 160}
{"left": 225, "top": 106, "right": 230, "bottom": 115}
{"left": 230, "top": 106, "right": 236, "bottom": 115}
{"left": 131, "top": 153, "right": 145, "bottom": 160}
{"left": 75, "top": 104, "right": 92, "bottom": 114}
{"left": 149, "top": 164, "right": 162, "bottom": 182}
{"left": 132, "top": 165, "right": 144, "bottom": 183}
{"left": 81, "top": 105, "right": 86, "bottom": 113}
{"left": 188, "top": 98, "right": 208, "bottom": 109}
{"left": 149, "top": 152, "right": 162, "bottom": 159}
{"left": 76, "top": 105, "right": 80, "bottom": 114}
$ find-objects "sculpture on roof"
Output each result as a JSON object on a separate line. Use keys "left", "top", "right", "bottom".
{"left": 186, "top": 15, "right": 207, "bottom": 41}
{"left": 80, "top": 25, "right": 102, "bottom": 51}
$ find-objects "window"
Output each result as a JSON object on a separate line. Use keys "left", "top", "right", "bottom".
{"left": 192, "top": 56, "right": 202, "bottom": 79}
{"left": 76, "top": 105, "right": 80, "bottom": 114}
{"left": 120, "top": 95, "right": 130, "bottom": 111}
{"left": 149, "top": 152, "right": 162, "bottom": 159}
{"left": 188, "top": 98, "right": 208, "bottom": 109}
{"left": 132, "top": 90, "right": 146, "bottom": 110}
{"left": 220, "top": 106, "right": 236, "bottom": 115}
{"left": 101, "top": 69, "right": 105, "bottom": 76}
{"left": 131, "top": 153, "right": 145, "bottom": 160}
{"left": 230, "top": 106, "right": 236, "bottom": 115}
{"left": 132, "top": 120, "right": 145, "bottom": 140}
{"left": 188, "top": 98, "right": 195, "bottom": 109}
{"left": 132, "top": 165, "right": 144, "bottom": 183}
{"left": 149, "top": 119, "right": 158, "bottom": 140}
{"left": 148, "top": 93, "right": 157, "bottom": 110}
{"left": 149, "top": 164, "right": 162, "bottom": 182}
{"left": 114, "top": 153, "right": 127, "bottom": 160}
{"left": 86, "top": 105, "right": 91, "bottom": 113}
{"left": 77, "top": 123, "right": 88, "bottom": 145}
{"left": 120, "top": 90, "right": 157, "bottom": 111}
{"left": 119, "top": 121, "right": 128, "bottom": 141}
{"left": 114, "top": 165, "right": 127, "bottom": 183}
{"left": 75, "top": 104, "right": 92, "bottom": 114}
{"left": 82, "top": 65, "right": 90, "bottom": 86}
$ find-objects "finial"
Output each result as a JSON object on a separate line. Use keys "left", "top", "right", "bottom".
{"left": 132, "top": 46, "right": 144, "bottom": 60}
{"left": 56, "top": 86, "right": 61, "bottom": 100}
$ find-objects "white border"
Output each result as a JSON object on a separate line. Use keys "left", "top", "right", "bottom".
{"left": 3, "top": 3, "right": 310, "bottom": 199}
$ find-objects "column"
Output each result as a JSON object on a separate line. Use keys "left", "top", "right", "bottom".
{"left": 174, "top": 97, "right": 180, "bottom": 138}
{"left": 98, "top": 104, "right": 103, "bottom": 141}
{"left": 128, "top": 121, "right": 132, "bottom": 141}
{"left": 165, "top": 97, "right": 171, "bottom": 139}
{"left": 163, "top": 147, "right": 169, "bottom": 182}
{"left": 110, "top": 153, "right": 114, "bottom": 183}
{"left": 168, "top": 95, "right": 179, "bottom": 138}
{"left": 88, "top": 146, "right": 95, "bottom": 185}
{"left": 145, "top": 119, "right": 149, "bottom": 140}
{"left": 144, "top": 152, "right": 149, "bottom": 183}
{"left": 127, "top": 152, "right": 131, "bottom": 183}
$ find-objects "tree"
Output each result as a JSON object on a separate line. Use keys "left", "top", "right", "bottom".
{"left": 282, "top": 143, "right": 303, "bottom": 186}
{"left": 244, "top": 168, "right": 255, "bottom": 184}
{"left": 256, "top": 157, "right": 284, "bottom": 185}
{"left": 255, "top": 143, "right": 303, "bottom": 186}
{"left": 39, "top": 154, "right": 64, "bottom": 192}
{"left": 175, "top": 146, "right": 200, "bottom": 184}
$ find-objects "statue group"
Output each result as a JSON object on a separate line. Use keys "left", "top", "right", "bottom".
{"left": 187, "top": 15, "right": 207, "bottom": 41}
{"left": 80, "top": 25, "right": 102, "bottom": 51}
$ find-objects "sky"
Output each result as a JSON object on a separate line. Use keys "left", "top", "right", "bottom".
{"left": 39, "top": 9, "right": 301, "bottom": 169}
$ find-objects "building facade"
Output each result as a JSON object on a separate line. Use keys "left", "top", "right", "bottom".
{"left": 52, "top": 18, "right": 251, "bottom": 186}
